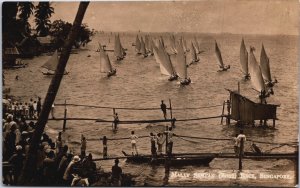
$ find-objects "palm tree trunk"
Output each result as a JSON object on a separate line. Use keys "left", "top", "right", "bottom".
{"left": 18, "top": 2, "right": 89, "bottom": 185}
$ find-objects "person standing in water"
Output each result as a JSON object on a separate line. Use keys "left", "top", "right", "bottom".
{"left": 160, "top": 100, "right": 167, "bottom": 119}
{"left": 130, "top": 131, "right": 138, "bottom": 156}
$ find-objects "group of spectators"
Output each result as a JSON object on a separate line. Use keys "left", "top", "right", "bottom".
{"left": 2, "top": 97, "right": 128, "bottom": 186}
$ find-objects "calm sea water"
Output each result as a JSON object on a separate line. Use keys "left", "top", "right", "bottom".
{"left": 4, "top": 33, "right": 298, "bottom": 186}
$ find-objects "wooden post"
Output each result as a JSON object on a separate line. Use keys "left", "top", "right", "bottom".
{"left": 239, "top": 138, "right": 244, "bottom": 170}
{"left": 165, "top": 126, "right": 169, "bottom": 155}
{"left": 112, "top": 108, "right": 116, "bottom": 130}
{"left": 226, "top": 99, "right": 231, "bottom": 125}
{"left": 169, "top": 99, "right": 172, "bottom": 119}
{"left": 238, "top": 81, "right": 240, "bottom": 94}
{"left": 221, "top": 101, "right": 225, "bottom": 124}
{"left": 62, "top": 100, "right": 67, "bottom": 132}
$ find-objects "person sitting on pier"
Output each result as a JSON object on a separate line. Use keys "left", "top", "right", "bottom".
{"left": 160, "top": 100, "right": 167, "bottom": 120}
{"left": 130, "top": 131, "right": 138, "bottom": 156}
{"left": 111, "top": 158, "right": 122, "bottom": 186}
{"left": 150, "top": 132, "right": 157, "bottom": 158}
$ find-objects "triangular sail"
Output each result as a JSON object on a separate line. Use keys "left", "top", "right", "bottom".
{"left": 175, "top": 42, "right": 187, "bottom": 78}
{"left": 99, "top": 43, "right": 113, "bottom": 73}
{"left": 249, "top": 48, "right": 266, "bottom": 93}
{"left": 190, "top": 42, "right": 197, "bottom": 61}
{"left": 114, "top": 34, "right": 123, "bottom": 59}
{"left": 135, "top": 35, "right": 141, "bottom": 53}
{"left": 158, "top": 44, "right": 175, "bottom": 76}
{"left": 259, "top": 44, "right": 272, "bottom": 82}
{"left": 215, "top": 41, "right": 224, "bottom": 68}
{"left": 41, "top": 50, "right": 67, "bottom": 74}
{"left": 169, "top": 34, "right": 177, "bottom": 54}
{"left": 153, "top": 42, "right": 161, "bottom": 64}
{"left": 140, "top": 37, "right": 146, "bottom": 55}
{"left": 240, "top": 38, "right": 248, "bottom": 75}
{"left": 194, "top": 37, "right": 200, "bottom": 54}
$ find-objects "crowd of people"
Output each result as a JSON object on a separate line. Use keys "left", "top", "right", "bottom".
{"left": 2, "top": 97, "right": 130, "bottom": 186}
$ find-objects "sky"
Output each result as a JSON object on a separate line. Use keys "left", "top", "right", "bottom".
{"left": 34, "top": 0, "right": 299, "bottom": 35}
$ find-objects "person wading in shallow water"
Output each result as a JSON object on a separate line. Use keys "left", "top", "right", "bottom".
{"left": 130, "top": 131, "right": 138, "bottom": 156}
{"left": 102, "top": 136, "right": 108, "bottom": 158}
{"left": 160, "top": 100, "right": 167, "bottom": 119}
{"left": 113, "top": 113, "right": 119, "bottom": 130}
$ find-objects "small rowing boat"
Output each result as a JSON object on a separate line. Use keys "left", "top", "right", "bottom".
{"left": 122, "top": 151, "right": 214, "bottom": 166}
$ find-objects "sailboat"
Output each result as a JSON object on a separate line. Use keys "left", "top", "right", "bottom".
{"left": 249, "top": 47, "right": 268, "bottom": 100}
{"left": 174, "top": 41, "right": 191, "bottom": 85}
{"left": 41, "top": 50, "right": 68, "bottom": 75}
{"left": 157, "top": 40, "right": 178, "bottom": 81}
{"left": 214, "top": 40, "right": 230, "bottom": 72}
{"left": 260, "top": 44, "right": 277, "bottom": 87}
{"left": 114, "top": 34, "right": 126, "bottom": 61}
{"left": 99, "top": 43, "right": 116, "bottom": 77}
{"left": 169, "top": 34, "right": 177, "bottom": 54}
{"left": 240, "top": 38, "right": 250, "bottom": 80}
{"left": 188, "top": 41, "right": 199, "bottom": 66}
{"left": 135, "top": 35, "right": 141, "bottom": 54}
{"left": 140, "top": 37, "right": 148, "bottom": 58}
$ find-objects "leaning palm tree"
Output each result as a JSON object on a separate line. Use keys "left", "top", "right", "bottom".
{"left": 34, "top": 2, "right": 54, "bottom": 36}
{"left": 18, "top": 2, "right": 89, "bottom": 185}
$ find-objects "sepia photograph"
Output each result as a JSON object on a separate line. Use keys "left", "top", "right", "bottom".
{"left": 2, "top": 0, "right": 299, "bottom": 187}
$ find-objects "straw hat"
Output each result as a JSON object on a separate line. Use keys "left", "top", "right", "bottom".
{"left": 72, "top": 155, "right": 81, "bottom": 163}
{"left": 16, "top": 145, "right": 22, "bottom": 151}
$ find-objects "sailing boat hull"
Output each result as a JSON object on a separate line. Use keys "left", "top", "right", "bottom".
{"left": 180, "top": 78, "right": 191, "bottom": 85}
{"left": 168, "top": 74, "right": 178, "bottom": 81}
{"left": 42, "top": 71, "right": 69, "bottom": 75}
{"left": 107, "top": 69, "right": 117, "bottom": 77}
{"left": 217, "top": 65, "right": 230, "bottom": 72}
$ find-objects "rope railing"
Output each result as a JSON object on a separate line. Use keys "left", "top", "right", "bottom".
{"left": 87, "top": 134, "right": 298, "bottom": 148}
{"left": 54, "top": 103, "right": 223, "bottom": 111}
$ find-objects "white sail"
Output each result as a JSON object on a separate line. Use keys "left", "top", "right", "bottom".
{"left": 99, "top": 43, "right": 113, "bottom": 73}
{"left": 215, "top": 41, "right": 224, "bottom": 68}
{"left": 194, "top": 37, "right": 200, "bottom": 54}
{"left": 169, "top": 34, "right": 177, "bottom": 54}
{"left": 135, "top": 35, "right": 141, "bottom": 53}
{"left": 249, "top": 48, "right": 266, "bottom": 92}
{"left": 190, "top": 42, "right": 198, "bottom": 62}
{"left": 41, "top": 50, "right": 67, "bottom": 74}
{"left": 259, "top": 44, "right": 272, "bottom": 82}
{"left": 145, "top": 35, "right": 150, "bottom": 52}
{"left": 240, "top": 38, "right": 248, "bottom": 75}
{"left": 158, "top": 44, "right": 175, "bottom": 76}
{"left": 175, "top": 41, "right": 187, "bottom": 79}
{"left": 114, "top": 34, "right": 123, "bottom": 59}
{"left": 153, "top": 42, "right": 161, "bottom": 64}
{"left": 140, "top": 37, "right": 147, "bottom": 55}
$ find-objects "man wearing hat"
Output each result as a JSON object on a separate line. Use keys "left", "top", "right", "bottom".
{"left": 63, "top": 155, "right": 81, "bottom": 185}
{"left": 111, "top": 158, "right": 122, "bottom": 186}
{"left": 9, "top": 145, "right": 25, "bottom": 185}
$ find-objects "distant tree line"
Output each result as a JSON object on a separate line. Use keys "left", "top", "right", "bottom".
{"left": 3, "top": 2, "right": 94, "bottom": 56}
